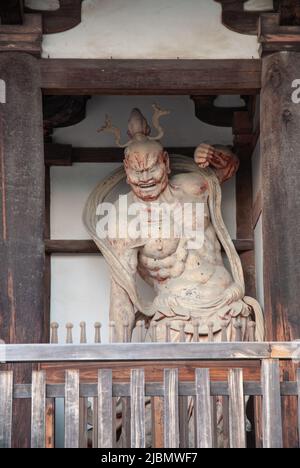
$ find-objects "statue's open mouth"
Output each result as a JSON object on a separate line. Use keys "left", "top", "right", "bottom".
{"left": 139, "top": 183, "right": 156, "bottom": 189}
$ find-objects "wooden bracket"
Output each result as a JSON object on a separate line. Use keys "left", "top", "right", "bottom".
{"left": 43, "top": 95, "right": 90, "bottom": 140}
{"left": 25, "top": 0, "right": 84, "bottom": 34}
{"left": 0, "top": 13, "right": 42, "bottom": 57}
{"left": 191, "top": 95, "right": 249, "bottom": 128}
{"left": 214, "top": 0, "right": 273, "bottom": 35}
{"left": 259, "top": 12, "right": 300, "bottom": 55}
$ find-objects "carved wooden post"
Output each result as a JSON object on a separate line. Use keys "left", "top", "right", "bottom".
{"left": 261, "top": 51, "right": 300, "bottom": 447}
{"left": 0, "top": 53, "right": 45, "bottom": 447}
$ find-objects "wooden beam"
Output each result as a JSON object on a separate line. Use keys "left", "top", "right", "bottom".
{"left": 259, "top": 13, "right": 300, "bottom": 55}
{"left": 45, "top": 144, "right": 198, "bottom": 165}
{"left": 40, "top": 59, "right": 262, "bottom": 95}
{"left": 261, "top": 51, "right": 300, "bottom": 447}
{"left": 2, "top": 342, "right": 300, "bottom": 362}
{"left": 0, "top": 13, "right": 42, "bottom": 57}
{"left": 233, "top": 110, "right": 256, "bottom": 297}
{"left": 0, "top": 53, "right": 45, "bottom": 447}
{"left": 44, "top": 239, "right": 254, "bottom": 255}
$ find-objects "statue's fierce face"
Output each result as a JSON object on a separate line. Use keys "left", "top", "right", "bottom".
{"left": 124, "top": 147, "right": 170, "bottom": 201}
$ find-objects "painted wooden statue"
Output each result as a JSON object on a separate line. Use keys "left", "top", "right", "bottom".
{"left": 83, "top": 105, "right": 264, "bottom": 344}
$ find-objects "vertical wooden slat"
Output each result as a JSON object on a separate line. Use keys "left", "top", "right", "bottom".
{"left": 121, "top": 397, "right": 131, "bottom": 448}
{"left": 97, "top": 369, "right": 113, "bottom": 448}
{"left": 164, "top": 368, "right": 179, "bottom": 448}
{"left": 195, "top": 368, "right": 213, "bottom": 448}
{"left": 179, "top": 396, "right": 189, "bottom": 448}
{"left": 131, "top": 369, "right": 145, "bottom": 448}
{"left": 151, "top": 397, "right": 164, "bottom": 448}
{"left": 45, "top": 398, "right": 55, "bottom": 449}
{"left": 31, "top": 370, "right": 46, "bottom": 448}
{"left": 79, "top": 398, "right": 88, "bottom": 448}
{"left": 297, "top": 368, "right": 300, "bottom": 448}
{"left": 0, "top": 370, "right": 13, "bottom": 448}
{"left": 64, "top": 370, "right": 80, "bottom": 448}
{"left": 228, "top": 368, "right": 246, "bottom": 448}
{"left": 92, "top": 397, "right": 98, "bottom": 448}
{"left": 261, "top": 359, "right": 283, "bottom": 448}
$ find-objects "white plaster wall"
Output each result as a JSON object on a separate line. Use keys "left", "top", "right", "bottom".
{"left": 41, "top": 0, "right": 269, "bottom": 59}
{"left": 50, "top": 95, "right": 237, "bottom": 342}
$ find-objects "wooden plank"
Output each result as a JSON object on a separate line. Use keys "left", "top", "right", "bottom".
{"left": 228, "top": 369, "right": 246, "bottom": 448}
{"left": 261, "top": 51, "right": 300, "bottom": 447}
{"left": 44, "top": 239, "right": 254, "bottom": 255}
{"left": 195, "top": 368, "right": 213, "bottom": 448}
{"left": 0, "top": 53, "right": 45, "bottom": 447}
{"left": 31, "top": 370, "right": 46, "bottom": 448}
{"left": 130, "top": 369, "right": 145, "bottom": 448}
{"left": 15, "top": 380, "right": 300, "bottom": 399}
{"left": 261, "top": 52, "right": 300, "bottom": 341}
{"left": 0, "top": 371, "right": 13, "bottom": 448}
{"left": 40, "top": 59, "right": 262, "bottom": 95}
{"left": 3, "top": 342, "right": 274, "bottom": 362}
{"left": 97, "top": 369, "right": 113, "bottom": 448}
{"left": 179, "top": 396, "right": 189, "bottom": 448}
{"left": 0, "top": 14, "right": 42, "bottom": 57}
{"left": 234, "top": 110, "right": 256, "bottom": 298}
{"left": 121, "top": 397, "right": 131, "bottom": 448}
{"left": 79, "top": 398, "right": 88, "bottom": 448}
{"left": 45, "top": 398, "right": 55, "bottom": 449}
{"left": 151, "top": 397, "right": 164, "bottom": 448}
{"left": 164, "top": 368, "right": 179, "bottom": 448}
{"left": 64, "top": 370, "right": 80, "bottom": 448}
{"left": 261, "top": 360, "right": 283, "bottom": 448}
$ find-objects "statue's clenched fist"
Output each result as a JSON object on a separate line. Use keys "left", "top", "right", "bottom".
{"left": 194, "top": 143, "right": 239, "bottom": 183}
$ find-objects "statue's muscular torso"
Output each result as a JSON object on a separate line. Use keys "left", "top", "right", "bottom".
{"left": 135, "top": 172, "right": 234, "bottom": 302}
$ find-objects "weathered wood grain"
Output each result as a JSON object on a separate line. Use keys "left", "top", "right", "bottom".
{"left": 0, "top": 53, "right": 45, "bottom": 447}
{"left": 3, "top": 342, "right": 278, "bottom": 362}
{"left": 40, "top": 59, "right": 261, "bottom": 95}
{"left": 0, "top": 371, "right": 13, "bottom": 448}
{"left": 151, "top": 397, "right": 164, "bottom": 448}
{"left": 45, "top": 398, "right": 55, "bottom": 449}
{"left": 195, "top": 368, "right": 213, "bottom": 448}
{"left": 261, "top": 51, "right": 300, "bottom": 447}
{"left": 97, "top": 369, "right": 113, "bottom": 448}
{"left": 79, "top": 398, "right": 88, "bottom": 448}
{"left": 64, "top": 370, "right": 80, "bottom": 448}
{"left": 130, "top": 369, "right": 145, "bottom": 448}
{"left": 31, "top": 371, "right": 46, "bottom": 448}
{"left": 228, "top": 369, "right": 246, "bottom": 448}
{"left": 261, "top": 360, "right": 283, "bottom": 448}
{"left": 164, "top": 369, "right": 179, "bottom": 448}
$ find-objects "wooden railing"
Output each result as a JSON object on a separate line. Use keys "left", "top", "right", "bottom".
{"left": 0, "top": 342, "right": 299, "bottom": 448}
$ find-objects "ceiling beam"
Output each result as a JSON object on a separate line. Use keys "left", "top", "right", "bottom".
{"left": 40, "top": 59, "right": 262, "bottom": 95}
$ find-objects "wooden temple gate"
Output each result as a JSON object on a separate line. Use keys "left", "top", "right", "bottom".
{"left": 1, "top": 0, "right": 300, "bottom": 448}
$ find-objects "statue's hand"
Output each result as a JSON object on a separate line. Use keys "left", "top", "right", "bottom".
{"left": 194, "top": 143, "right": 216, "bottom": 168}
{"left": 194, "top": 143, "right": 239, "bottom": 183}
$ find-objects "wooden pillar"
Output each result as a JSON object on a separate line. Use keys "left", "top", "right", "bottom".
{"left": 0, "top": 53, "right": 46, "bottom": 447}
{"left": 261, "top": 51, "right": 300, "bottom": 447}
